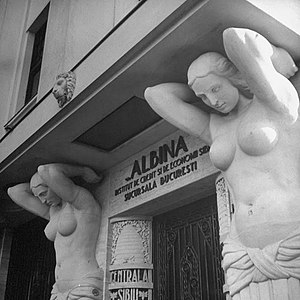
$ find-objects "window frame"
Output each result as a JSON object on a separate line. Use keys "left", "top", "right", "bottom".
{"left": 24, "top": 19, "right": 47, "bottom": 105}
{"left": 4, "top": 4, "right": 49, "bottom": 132}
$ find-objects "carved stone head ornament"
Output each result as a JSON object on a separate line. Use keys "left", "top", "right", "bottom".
{"left": 52, "top": 71, "right": 76, "bottom": 108}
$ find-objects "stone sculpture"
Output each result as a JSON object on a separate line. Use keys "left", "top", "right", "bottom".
{"left": 52, "top": 71, "right": 76, "bottom": 108}
{"left": 144, "top": 27, "right": 300, "bottom": 299}
{"left": 109, "top": 217, "right": 153, "bottom": 300}
{"left": 7, "top": 164, "right": 103, "bottom": 300}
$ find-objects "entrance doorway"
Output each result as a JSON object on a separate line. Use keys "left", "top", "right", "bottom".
{"left": 153, "top": 195, "right": 225, "bottom": 300}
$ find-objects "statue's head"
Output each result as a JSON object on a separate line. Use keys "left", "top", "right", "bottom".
{"left": 187, "top": 52, "right": 252, "bottom": 98}
{"left": 30, "top": 173, "right": 61, "bottom": 207}
{"left": 52, "top": 71, "right": 76, "bottom": 108}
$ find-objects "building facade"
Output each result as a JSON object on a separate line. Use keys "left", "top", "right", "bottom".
{"left": 0, "top": 0, "right": 300, "bottom": 299}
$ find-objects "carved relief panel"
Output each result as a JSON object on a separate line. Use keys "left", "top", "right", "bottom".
{"left": 215, "top": 173, "right": 233, "bottom": 243}
{"left": 109, "top": 217, "right": 153, "bottom": 300}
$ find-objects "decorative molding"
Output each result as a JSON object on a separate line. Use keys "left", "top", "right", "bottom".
{"left": 110, "top": 218, "right": 152, "bottom": 266}
{"left": 109, "top": 217, "right": 153, "bottom": 300}
{"left": 215, "top": 173, "right": 232, "bottom": 243}
{"left": 180, "top": 245, "right": 200, "bottom": 299}
{"left": 4, "top": 95, "right": 38, "bottom": 131}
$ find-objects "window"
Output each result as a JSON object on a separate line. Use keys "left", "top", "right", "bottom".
{"left": 3, "top": 5, "right": 49, "bottom": 131}
{"left": 24, "top": 19, "right": 47, "bottom": 105}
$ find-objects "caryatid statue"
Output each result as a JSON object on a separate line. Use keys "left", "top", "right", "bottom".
{"left": 8, "top": 164, "right": 103, "bottom": 299}
{"left": 144, "top": 27, "right": 300, "bottom": 299}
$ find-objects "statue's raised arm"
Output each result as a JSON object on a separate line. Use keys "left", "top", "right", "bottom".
{"left": 223, "top": 27, "right": 299, "bottom": 120}
{"left": 8, "top": 181, "right": 50, "bottom": 220}
{"left": 37, "top": 163, "right": 102, "bottom": 211}
{"left": 144, "top": 83, "right": 212, "bottom": 145}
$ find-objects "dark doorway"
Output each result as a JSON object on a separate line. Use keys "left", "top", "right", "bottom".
{"left": 153, "top": 195, "right": 225, "bottom": 300}
{"left": 5, "top": 217, "right": 55, "bottom": 300}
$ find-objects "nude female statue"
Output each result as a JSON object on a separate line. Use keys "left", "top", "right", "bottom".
{"left": 145, "top": 28, "right": 300, "bottom": 298}
{"left": 7, "top": 164, "right": 103, "bottom": 299}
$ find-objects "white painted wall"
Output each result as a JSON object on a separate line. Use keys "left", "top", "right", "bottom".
{"left": 247, "top": 0, "right": 300, "bottom": 36}
{"left": 0, "top": 0, "right": 30, "bottom": 136}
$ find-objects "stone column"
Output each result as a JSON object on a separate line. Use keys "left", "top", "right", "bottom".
{"left": 109, "top": 216, "right": 153, "bottom": 300}
{"left": 216, "top": 173, "right": 232, "bottom": 300}
{"left": 216, "top": 173, "right": 233, "bottom": 244}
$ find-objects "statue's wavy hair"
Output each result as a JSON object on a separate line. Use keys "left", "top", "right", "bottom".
{"left": 188, "top": 52, "right": 253, "bottom": 99}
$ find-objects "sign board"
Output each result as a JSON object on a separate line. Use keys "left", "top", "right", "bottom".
{"left": 110, "top": 131, "right": 216, "bottom": 216}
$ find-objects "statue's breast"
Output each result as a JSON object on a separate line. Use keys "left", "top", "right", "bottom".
{"left": 237, "top": 122, "right": 279, "bottom": 156}
{"left": 210, "top": 134, "right": 236, "bottom": 171}
{"left": 57, "top": 204, "right": 77, "bottom": 237}
{"left": 44, "top": 215, "right": 58, "bottom": 241}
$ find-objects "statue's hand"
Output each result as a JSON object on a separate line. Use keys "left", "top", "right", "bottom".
{"left": 82, "top": 167, "right": 103, "bottom": 183}
{"left": 272, "top": 47, "right": 298, "bottom": 78}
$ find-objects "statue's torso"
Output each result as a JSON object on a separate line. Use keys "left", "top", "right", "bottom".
{"left": 44, "top": 200, "right": 101, "bottom": 292}
{"left": 210, "top": 99, "right": 300, "bottom": 248}
{"left": 44, "top": 203, "right": 77, "bottom": 241}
